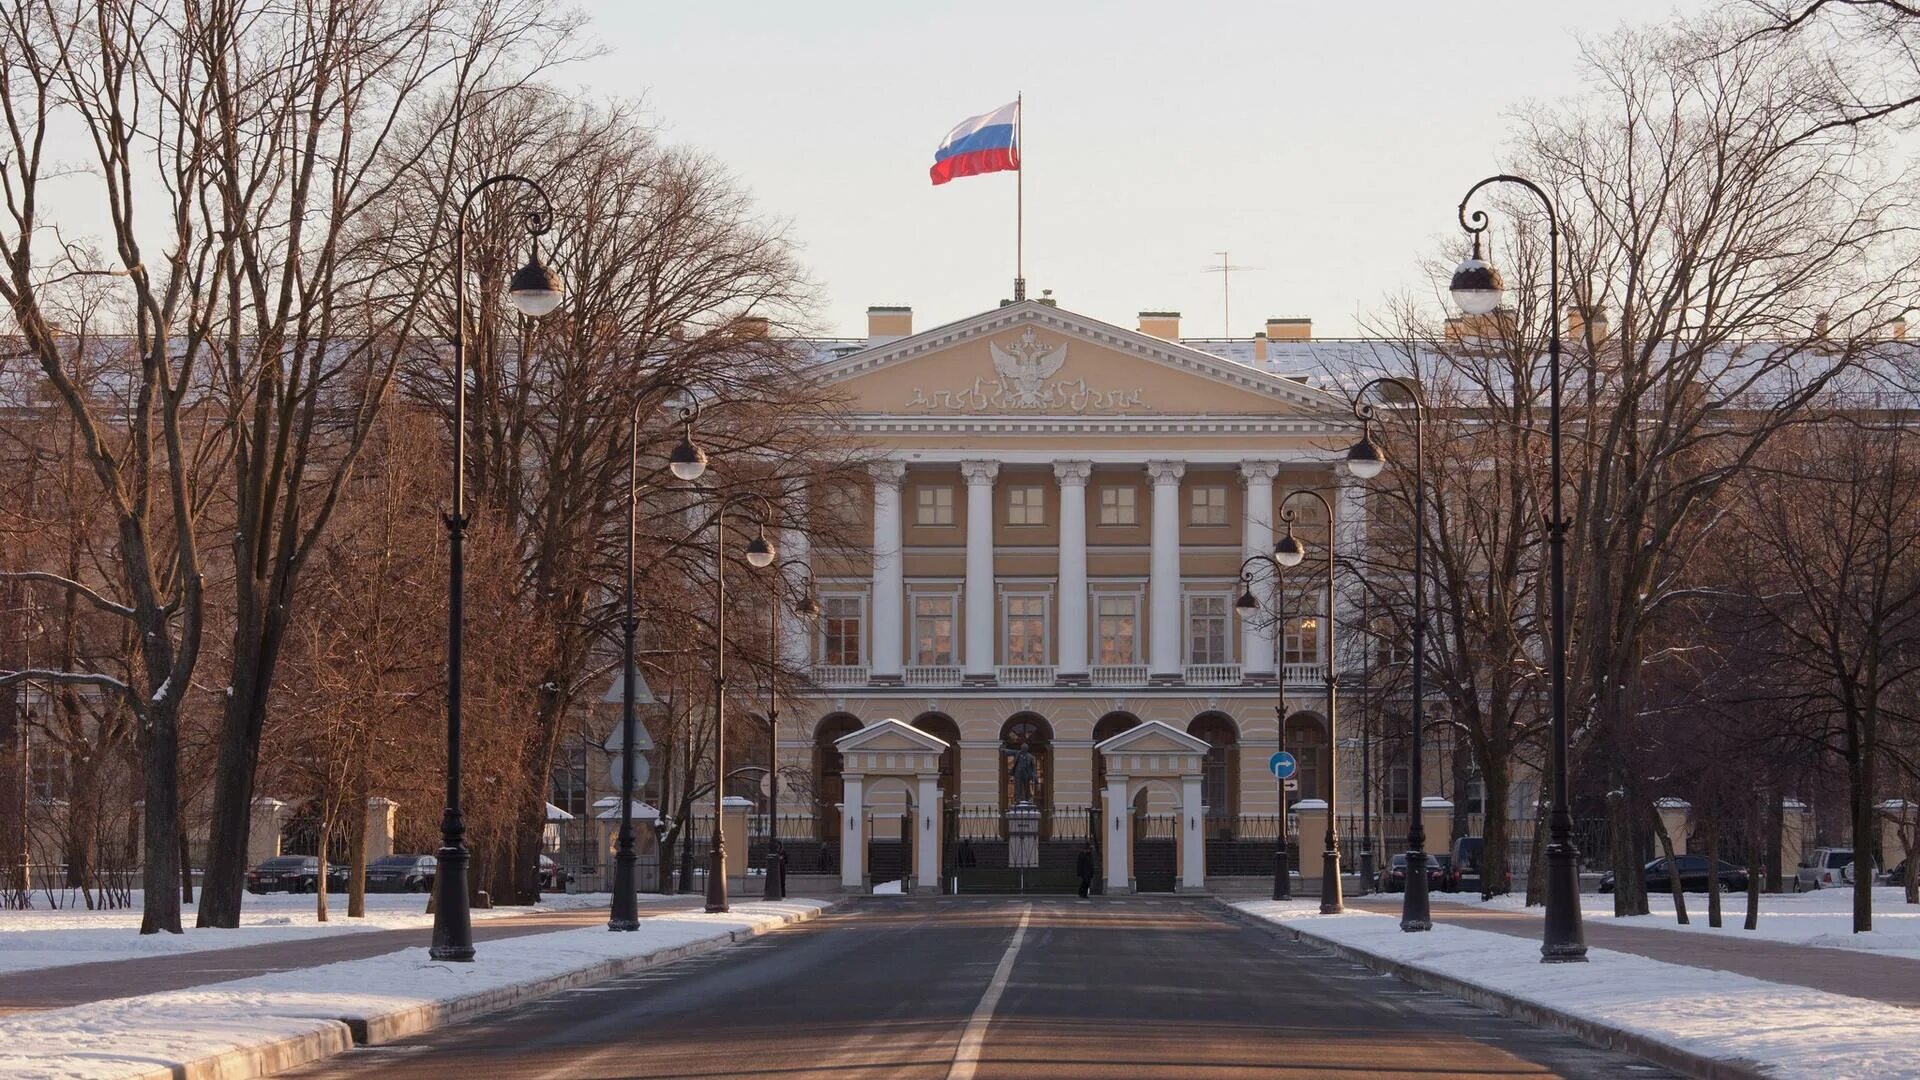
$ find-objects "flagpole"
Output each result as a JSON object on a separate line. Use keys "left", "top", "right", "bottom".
{"left": 1014, "top": 91, "right": 1025, "bottom": 302}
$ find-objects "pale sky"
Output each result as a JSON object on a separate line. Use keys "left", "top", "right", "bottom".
{"left": 574, "top": 0, "right": 1702, "bottom": 339}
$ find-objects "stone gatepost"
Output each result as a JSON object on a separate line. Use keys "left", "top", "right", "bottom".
{"left": 365, "top": 798, "right": 397, "bottom": 860}
{"left": 1879, "top": 799, "right": 1916, "bottom": 871}
{"left": 1420, "top": 796, "right": 1455, "bottom": 854}
{"left": 1781, "top": 798, "right": 1812, "bottom": 875}
{"left": 1293, "top": 798, "right": 1329, "bottom": 879}
{"left": 1655, "top": 798, "right": 1693, "bottom": 854}
{"left": 722, "top": 796, "right": 753, "bottom": 882}
{"left": 247, "top": 799, "right": 287, "bottom": 867}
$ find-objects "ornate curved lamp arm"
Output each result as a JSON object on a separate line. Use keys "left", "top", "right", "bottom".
{"left": 459, "top": 173, "right": 554, "bottom": 241}
{"left": 1351, "top": 375, "right": 1426, "bottom": 426}
{"left": 1457, "top": 173, "right": 1555, "bottom": 254}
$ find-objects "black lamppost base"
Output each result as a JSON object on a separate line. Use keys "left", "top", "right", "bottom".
{"left": 1402, "top": 849, "right": 1433, "bottom": 931}
{"left": 608, "top": 849, "right": 639, "bottom": 931}
{"left": 1359, "top": 845, "right": 1376, "bottom": 899}
{"left": 1319, "top": 848, "right": 1344, "bottom": 914}
{"left": 761, "top": 849, "right": 783, "bottom": 901}
{"left": 1273, "top": 848, "right": 1292, "bottom": 901}
{"left": 1541, "top": 840, "right": 1589, "bottom": 962}
{"left": 705, "top": 840, "right": 729, "bottom": 914}
{"left": 429, "top": 835, "right": 474, "bottom": 962}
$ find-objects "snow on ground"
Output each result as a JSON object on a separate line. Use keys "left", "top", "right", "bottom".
{"left": 0, "top": 899, "right": 824, "bottom": 1080}
{"left": 1451, "top": 885, "right": 1920, "bottom": 960}
{"left": 0, "top": 890, "right": 657, "bottom": 976}
{"left": 1240, "top": 900, "right": 1920, "bottom": 1080}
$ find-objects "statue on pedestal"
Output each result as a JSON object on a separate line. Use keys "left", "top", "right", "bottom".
{"left": 1000, "top": 737, "right": 1038, "bottom": 807}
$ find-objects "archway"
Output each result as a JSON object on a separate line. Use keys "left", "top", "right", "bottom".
{"left": 813, "top": 713, "right": 862, "bottom": 841}
{"left": 1091, "top": 712, "right": 1140, "bottom": 808}
{"left": 1095, "top": 720, "right": 1210, "bottom": 893}
{"left": 1284, "top": 711, "right": 1329, "bottom": 806}
{"left": 832, "top": 719, "right": 950, "bottom": 894}
{"left": 910, "top": 712, "right": 961, "bottom": 809}
{"left": 998, "top": 713, "right": 1054, "bottom": 812}
{"left": 1188, "top": 712, "right": 1239, "bottom": 837}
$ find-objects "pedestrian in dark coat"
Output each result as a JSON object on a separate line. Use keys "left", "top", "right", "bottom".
{"left": 1076, "top": 844, "right": 1096, "bottom": 898}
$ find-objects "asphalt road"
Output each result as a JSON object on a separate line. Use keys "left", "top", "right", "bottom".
{"left": 279, "top": 897, "right": 1678, "bottom": 1079}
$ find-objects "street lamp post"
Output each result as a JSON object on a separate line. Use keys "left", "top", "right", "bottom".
{"left": 1451, "top": 174, "right": 1587, "bottom": 963}
{"left": 762, "top": 561, "right": 820, "bottom": 902}
{"left": 701, "top": 493, "right": 778, "bottom": 914}
{"left": 610, "top": 392, "right": 707, "bottom": 931}
{"left": 435, "top": 175, "right": 564, "bottom": 963}
{"left": 1235, "top": 554, "right": 1290, "bottom": 901}
{"left": 1274, "top": 490, "right": 1343, "bottom": 914}
{"left": 1345, "top": 374, "right": 1431, "bottom": 931}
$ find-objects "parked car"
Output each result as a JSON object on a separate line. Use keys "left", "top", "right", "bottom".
{"left": 538, "top": 854, "right": 574, "bottom": 892}
{"left": 1379, "top": 852, "right": 1447, "bottom": 894}
{"left": 1885, "top": 859, "right": 1914, "bottom": 886}
{"left": 246, "top": 855, "right": 348, "bottom": 894}
{"left": 1443, "top": 834, "right": 1482, "bottom": 891}
{"left": 364, "top": 854, "right": 437, "bottom": 894}
{"left": 1795, "top": 848, "right": 1859, "bottom": 891}
{"left": 1599, "top": 855, "right": 1748, "bottom": 894}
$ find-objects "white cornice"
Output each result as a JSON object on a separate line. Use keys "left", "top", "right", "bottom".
{"left": 813, "top": 301, "right": 1350, "bottom": 416}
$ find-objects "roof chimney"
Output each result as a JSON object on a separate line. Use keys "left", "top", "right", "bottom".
{"left": 1138, "top": 311, "right": 1181, "bottom": 340}
{"left": 1251, "top": 332, "right": 1269, "bottom": 361}
{"left": 1894, "top": 317, "right": 1909, "bottom": 340}
{"left": 867, "top": 306, "right": 912, "bottom": 345}
{"left": 1265, "top": 317, "right": 1311, "bottom": 341}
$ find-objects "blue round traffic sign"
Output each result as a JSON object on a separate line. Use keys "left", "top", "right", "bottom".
{"left": 1269, "top": 751, "right": 1297, "bottom": 780}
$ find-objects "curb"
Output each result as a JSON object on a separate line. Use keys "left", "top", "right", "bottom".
{"left": 1215, "top": 900, "right": 1771, "bottom": 1080}
{"left": 137, "top": 901, "right": 831, "bottom": 1080}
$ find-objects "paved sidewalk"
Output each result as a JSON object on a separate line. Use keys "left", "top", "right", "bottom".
{"left": 0, "top": 898, "right": 705, "bottom": 1015}
{"left": 1352, "top": 896, "right": 1920, "bottom": 1008}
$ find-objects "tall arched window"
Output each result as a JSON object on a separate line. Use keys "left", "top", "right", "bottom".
{"left": 813, "top": 714, "right": 863, "bottom": 840}
{"left": 997, "top": 713, "right": 1053, "bottom": 812}
{"left": 1091, "top": 712, "right": 1140, "bottom": 802}
{"left": 1188, "top": 713, "right": 1239, "bottom": 828}
{"left": 910, "top": 713, "right": 961, "bottom": 808}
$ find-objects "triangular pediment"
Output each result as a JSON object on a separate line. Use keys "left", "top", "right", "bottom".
{"left": 1095, "top": 720, "right": 1211, "bottom": 756}
{"left": 833, "top": 717, "right": 950, "bottom": 754}
{"left": 818, "top": 301, "right": 1347, "bottom": 421}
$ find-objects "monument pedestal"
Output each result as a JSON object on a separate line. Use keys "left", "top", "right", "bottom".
{"left": 1007, "top": 805, "right": 1040, "bottom": 869}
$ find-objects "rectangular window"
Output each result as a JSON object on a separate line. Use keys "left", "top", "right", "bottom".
{"left": 914, "top": 485, "right": 953, "bottom": 526}
{"left": 913, "top": 595, "right": 955, "bottom": 665}
{"left": 1464, "top": 768, "right": 1486, "bottom": 816}
{"left": 824, "top": 483, "right": 865, "bottom": 526}
{"left": 1007, "top": 485, "right": 1045, "bottom": 525}
{"left": 821, "top": 596, "right": 864, "bottom": 665}
{"left": 1187, "top": 595, "right": 1230, "bottom": 665}
{"left": 1371, "top": 615, "right": 1409, "bottom": 668}
{"left": 1386, "top": 760, "right": 1411, "bottom": 816}
{"left": 1285, "top": 590, "right": 1322, "bottom": 665}
{"left": 1098, "top": 486, "right": 1136, "bottom": 526}
{"left": 1004, "top": 595, "right": 1048, "bottom": 665}
{"left": 548, "top": 743, "right": 588, "bottom": 817}
{"left": 1189, "top": 485, "right": 1228, "bottom": 526}
{"left": 28, "top": 744, "right": 68, "bottom": 803}
{"left": 1096, "top": 595, "right": 1138, "bottom": 664}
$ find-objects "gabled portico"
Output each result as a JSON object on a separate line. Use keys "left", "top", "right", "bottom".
{"left": 832, "top": 718, "right": 950, "bottom": 893}
{"left": 1095, "top": 720, "right": 1211, "bottom": 893}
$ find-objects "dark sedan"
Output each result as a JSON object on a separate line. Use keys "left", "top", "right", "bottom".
{"left": 364, "top": 854, "right": 437, "bottom": 893}
{"left": 1600, "top": 855, "right": 1749, "bottom": 894}
{"left": 1379, "top": 852, "right": 1448, "bottom": 894}
{"left": 246, "top": 855, "right": 349, "bottom": 894}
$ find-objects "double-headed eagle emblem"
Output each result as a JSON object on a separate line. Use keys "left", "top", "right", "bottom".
{"left": 989, "top": 328, "right": 1069, "bottom": 407}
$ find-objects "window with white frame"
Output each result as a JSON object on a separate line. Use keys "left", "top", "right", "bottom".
{"left": 912, "top": 594, "right": 956, "bottom": 665}
{"left": 823, "top": 483, "right": 865, "bottom": 526}
{"left": 28, "top": 743, "right": 68, "bottom": 803}
{"left": 1370, "top": 614, "right": 1410, "bottom": 668}
{"left": 1003, "top": 594, "right": 1048, "bottom": 665}
{"left": 1007, "top": 485, "right": 1045, "bottom": 525}
{"left": 820, "top": 595, "right": 865, "bottom": 665}
{"left": 1189, "top": 485, "right": 1228, "bottom": 526}
{"left": 1098, "top": 486, "right": 1136, "bottom": 526}
{"left": 1095, "top": 594, "right": 1138, "bottom": 664}
{"left": 1386, "top": 754, "right": 1411, "bottom": 815}
{"left": 1284, "top": 589, "right": 1322, "bottom": 665}
{"left": 1186, "top": 594, "right": 1231, "bottom": 665}
{"left": 915, "top": 485, "right": 954, "bottom": 526}
{"left": 1463, "top": 764, "right": 1486, "bottom": 816}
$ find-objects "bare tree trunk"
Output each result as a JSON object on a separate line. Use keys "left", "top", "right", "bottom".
{"left": 1706, "top": 815, "right": 1722, "bottom": 929}
{"left": 1850, "top": 748, "right": 1875, "bottom": 933}
{"left": 1652, "top": 809, "right": 1688, "bottom": 925}
{"left": 138, "top": 703, "right": 182, "bottom": 935}
{"left": 1481, "top": 762, "right": 1511, "bottom": 898}
{"left": 315, "top": 818, "right": 331, "bottom": 924}
{"left": 178, "top": 828, "right": 193, "bottom": 905}
{"left": 1765, "top": 790, "right": 1785, "bottom": 894}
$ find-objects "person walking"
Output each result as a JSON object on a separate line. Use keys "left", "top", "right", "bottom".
{"left": 1076, "top": 843, "right": 1096, "bottom": 899}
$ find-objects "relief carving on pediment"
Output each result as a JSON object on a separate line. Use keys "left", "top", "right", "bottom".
{"left": 903, "top": 329, "right": 1149, "bottom": 414}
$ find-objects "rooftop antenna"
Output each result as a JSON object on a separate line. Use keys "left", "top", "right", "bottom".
{"left": 1202, "top": 251, "right": 1263, "bottom": 337}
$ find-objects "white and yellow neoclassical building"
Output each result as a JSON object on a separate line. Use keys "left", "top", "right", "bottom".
{"left": 768, "top": 298, "right": 1382, "bottom": 893}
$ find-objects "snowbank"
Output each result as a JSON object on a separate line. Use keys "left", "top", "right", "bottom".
{"left": 1238, "top": 899, "right": 1920, "bottom": 1079}
{"left": 0, "top": 899, "right": 828, "bottom": 1080}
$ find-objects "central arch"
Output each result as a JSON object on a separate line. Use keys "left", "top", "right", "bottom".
{"left": 997, "top": 713, "right": 1054, "bottom": 812}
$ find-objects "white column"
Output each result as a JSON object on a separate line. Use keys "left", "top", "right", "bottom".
{"left": 1053, "top": 460, "right": 1093, "bottom": 681}
{"left": 1180, "top": 774, "right": 1207, "bottom": 890}
{"left": 960, "top": 460, "right": 999, "bottom": 681}
{"left": 1146, "top": 461, "right": 1186, "bottom": 680}
{"left": 915, "top": 774, "right": 941, "bottom": 893}
{"left": 869, "top": 461, "right": 907, "bottom": 682}
{"left": 1106, "top": 776, "right": 1131, "bottom": 893}
{"left": 1333, "top": 475, "right": 1367, "bottom": 673}
{"left": 1240, "top": 461, "right": 1280, "bottom": 680}
{"left": 781, "top": 485, "right": 813, "bottom": 671}
{"left": 840, "top": 774, "right": 865, "bottom": 891}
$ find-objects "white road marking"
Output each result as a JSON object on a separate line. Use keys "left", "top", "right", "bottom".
{"left": 947, "top": 904, "right": 1031, "bottom": 1080}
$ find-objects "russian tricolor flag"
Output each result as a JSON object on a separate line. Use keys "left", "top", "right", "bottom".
{"left": 930, "top": 101, "right": 1021, "bottom": 185}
